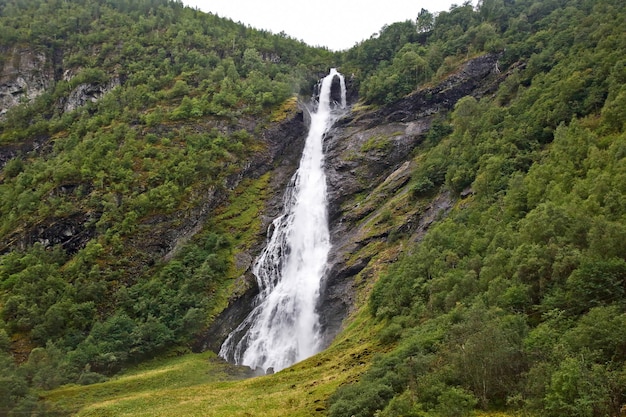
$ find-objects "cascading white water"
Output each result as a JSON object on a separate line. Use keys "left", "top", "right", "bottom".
{"left": 219, "top": 69, "right": 346, "bottom": 373}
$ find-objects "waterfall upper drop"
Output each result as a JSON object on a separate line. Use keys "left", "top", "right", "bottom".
{"left": 219, "top": 69, "right": 347, "bottom": 373}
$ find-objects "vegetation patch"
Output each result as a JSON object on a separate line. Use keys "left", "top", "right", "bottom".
{"left": 43, "top": 307, "right": 381, "bottom": 417}
{"left": 360, "top": 135, "right": 392, "bottom": 153}
{"left": 204, "top": 173, "right": 273, "bottom": 317}
{"left": 270, "top": 95, "right": 299, "bottom": 123}
{"left": 212, "top": 172, "right": 272, "bottom": 251}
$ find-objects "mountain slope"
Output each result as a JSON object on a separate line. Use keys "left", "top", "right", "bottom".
{"left": 0, "top": 0, "right": 335, "bottom": 413}
{"left": 326, "top": 1, "right": 626, "bottom": 416}
{"left": 1, "top": 0, "right": 626, "bottom": 416}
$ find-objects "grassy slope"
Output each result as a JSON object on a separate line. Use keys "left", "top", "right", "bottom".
{"left": 43, "top": 308, "right": 381, "bottom": 417}
{"left": 44, "top": 327, "right": 516, "bottom": 417}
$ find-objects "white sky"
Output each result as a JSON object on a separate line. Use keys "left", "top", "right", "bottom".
{"left": 182, "top": 0, "right": 471, "bottom": 51}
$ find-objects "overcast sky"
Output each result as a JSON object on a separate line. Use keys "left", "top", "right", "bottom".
{"left": 182, "top": 0, "right": 472, "bottom": 51}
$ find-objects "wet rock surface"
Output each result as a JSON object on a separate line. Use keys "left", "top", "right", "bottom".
{"left": 201, "top": 53, "right": 508, "bottom": 354}
{"left": 317, "top": 52, "right": 505, "bottom": 344}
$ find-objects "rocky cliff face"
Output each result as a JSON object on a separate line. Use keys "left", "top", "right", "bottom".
{"left": 0, "top": 48, "right": 52, "bottom": 118}
{"left": 0, "top": 48, "right": 121, "bottom": 172}
{"left": 0, "top": 47, "right": 124, "bottom": 121}
{"left": 202, "top": 53, "right": 508, "bottom": 353}
{"left": 63, "top": 77, "right": 121, "bottom": 113}
{"left": 318, "top": 52, "right": 505, "bottom": 343}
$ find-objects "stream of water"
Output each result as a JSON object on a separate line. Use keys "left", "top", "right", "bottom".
{"left": 219, "top": 69, "right": 346, "bottom": 373}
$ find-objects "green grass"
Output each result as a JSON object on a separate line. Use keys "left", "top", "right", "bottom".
{"left": 43, "top": 309, "right": 382, "bottom": 417}
{"left": 212, "top": 172, "right": 271, "bottom": 251}
{"left": 270, "top": 95, "right": 299, "bottom": 123}
{"left": 360, "top": 135, "right": 392, "bottom": 153}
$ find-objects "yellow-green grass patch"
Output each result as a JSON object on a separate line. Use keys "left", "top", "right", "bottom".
{"left": 44, "top": 307, "right": 382, "bottom": 417}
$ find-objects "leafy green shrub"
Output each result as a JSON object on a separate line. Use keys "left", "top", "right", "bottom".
{"left": 376, "top": 390, "right": 421, "bottom": 417}
{"left": 3, "top": 157, "right": 24, "bottom": 178}
{"left": 435, "top": 387, "right": 478, "bottom": 417}
{"left": 328, "top": 381, "right": 394, "bottom": 417}
{"left": 543, "top": 357, "right": 621, "bottom": 417}
{"left": 378, "top": 321, "right": 403, "bottom": 345}
{"left": 410, "top": 176, "right": 434, "bottom": 199}
{"left": 564, "top": 259, "right": 626, "bottom": 313}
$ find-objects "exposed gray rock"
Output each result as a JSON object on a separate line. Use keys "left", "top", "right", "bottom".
{"left": 0, "top": 135, "right": 50, "bottom": 170}
{"left": 1, "top": 47, "right": 125, "bottom": 119}
{"left": 410, "top": 190, "right": 453, "bottom": 242}
{"left": 0, "top": 211, "right": 98, "bottom": 256}
{"left": 317, "top": 52, "right": 506, "bottom": 345}
{"left": 330, "top": 74, "right": 344, "bottom": 106}
{"left": 0, "top": 48, "right": 52, "bottom": 118}
{"left": 63, "top": 77, "right": 121, "bottom": 113}
{"left": 367, "top": 52, "right": 502, "bottom": 124}
{"left": 199, "top": 272, "right": 260, "bottom": 353}
{"left": 324, "top": 119, "right": 428, "bottom": 224}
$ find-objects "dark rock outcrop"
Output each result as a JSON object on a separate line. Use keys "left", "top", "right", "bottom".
{"left": 0, "top": 48, "right": 52, "bottom": 118}
{"left": 330, "top": 74, "right": 344, "bottom": 106}
{"left": 63, "top": 78, "right": 121, "bottom": 112}
{"left": 317, "top": 53, "right": 506, "bottom": 344}
{"left": 0, "top": 135, "right": 50, "bottom": 170}
{"left": 198, "top": 276, "right": 259, "bottom": 353}
{"left": 1, "top": 47, "right": 125, "bottom": 119}
{"left": 362, "top": 52, "right": 503, "bottom": 125}
{"left": 1, "top": 211, "right": 99, "bottom": 256}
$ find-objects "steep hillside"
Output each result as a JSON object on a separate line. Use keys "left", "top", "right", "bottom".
{"left": 0, "top": 0, "right": 335, "bottom": 413}
{"left": 325, "top": 1, "right": 626, "bottom": 416}
{"left": 1, "top": 0, "right": 626, "bottom": 416}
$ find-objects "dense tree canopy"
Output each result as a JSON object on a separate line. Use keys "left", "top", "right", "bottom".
{"left": 330, "top": 0, "right": 626, "bottom": 416}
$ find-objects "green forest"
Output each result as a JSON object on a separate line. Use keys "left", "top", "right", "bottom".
{"left": 0, "top": 0, "right": 625, "bottom": 416}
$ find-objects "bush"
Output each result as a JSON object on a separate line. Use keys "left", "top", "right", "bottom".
{"left": 328, "top": 382, "right": 394, "bottom": 417}
{"left": 565, "top": 259, "right": 626, "bottom": 313}
{"left": 435, "top": 387, "right": 478, "bottom": 417}
{"left": 410, "top": 176, "right": 435, "bottom": 199}
{"left": 3, "top": 157, "right": 24, "bottom": 178}
{"left": 77, "top": 371, "right": 107, "bottom": 385}
{"left": 377, "top": 390, "right": 421, "bottom": 417}
{"left": 543, "top": 357, "right": 622, "bottom": 417}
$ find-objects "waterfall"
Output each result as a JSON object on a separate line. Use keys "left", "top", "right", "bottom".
{"left": 219, "top": 69, "right": 346, "bottom": 373}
